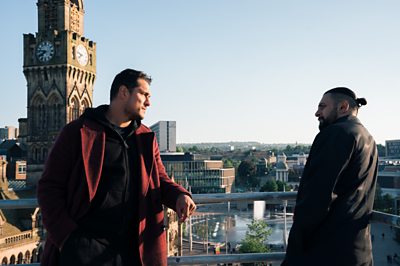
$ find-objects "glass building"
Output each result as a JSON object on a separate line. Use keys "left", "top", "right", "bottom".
{"left": 161, "top": 152, "right": 235, "bottom": 194}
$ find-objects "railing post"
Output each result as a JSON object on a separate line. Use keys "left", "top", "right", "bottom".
{"left": 206, "top": 216, "right": 208, "bottom": 255}
{"left": 283, "top": 198, "right": 288, "bottom": 250}
{"left": 178, "top": 221, "right": 183, "bottom": 256}
{"left": 189, "top": 215, "right": 192, "bottom": 253}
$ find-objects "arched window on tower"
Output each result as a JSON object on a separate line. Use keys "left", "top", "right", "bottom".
{"left": 81, "top": 98, "right": 90, "bottom": 115}
{"left": 70, "top": 96, "right": 80, "bottom": 121}
{"left": 48, "top": 94, "right": 62, "bottom": 131}
{"left": 31, "top": 94, "right": 46, "bottom": 133}
{"left": 39, "top": 104, "right": 47, "bottom": 131}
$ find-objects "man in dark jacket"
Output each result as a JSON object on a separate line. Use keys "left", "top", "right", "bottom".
{"left": 37, "top": 68, "right": 196, "bottom": 266}
{"left": 282, "top": 87, "right": 378, "bottom": 266}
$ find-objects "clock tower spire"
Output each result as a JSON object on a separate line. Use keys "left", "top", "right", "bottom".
{"left": 23, "top": 0, "right": 96, "bottom": 184}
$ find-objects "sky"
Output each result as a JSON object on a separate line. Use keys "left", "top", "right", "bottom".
{"left": 0, "top": 1, "right": 399, "bottom": 145}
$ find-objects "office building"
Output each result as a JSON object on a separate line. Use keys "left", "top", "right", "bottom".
{"left": 0, "top": 127, "right": 18, "bottom": 141}
{"left": 386, "top": 139, "right": 400, "bottom": 158}
{"left": 161, "top": 152, "right": 235, "bottom": 194}
{"left": 150, "top": 121, "right": 176, "bottom": 152}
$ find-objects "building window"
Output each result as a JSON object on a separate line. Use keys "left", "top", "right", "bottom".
{"left": 81, "top": 98, "right": 90, "bottom": 114}
{"left": 39, "top": 104, "right": 47, "bottom": 131}
{"left": 48, "top": 94, "right": 62, "bottom": 131}
{"left": 18, "top": 164, "right": 26, "bottom": 174}
{"left": 70, "top": 97, "right": 80, "bottom": 121}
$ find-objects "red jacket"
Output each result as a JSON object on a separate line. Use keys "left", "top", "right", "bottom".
{"left": 37, "top": 117, "right": 190, "bottom": 265}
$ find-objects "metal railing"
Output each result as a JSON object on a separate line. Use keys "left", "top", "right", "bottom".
{"left": 0, "top": 191, "right": 297, "bottom": 209}
{"left": 1, "top": 192, "right": 399, "bottom": 265}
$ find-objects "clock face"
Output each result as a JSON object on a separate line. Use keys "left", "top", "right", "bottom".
{"left": 36, "top": 41, "right": 55, "bottom": 62}
{"left": 76, "top": 44, "right": 88, "bottom": 66}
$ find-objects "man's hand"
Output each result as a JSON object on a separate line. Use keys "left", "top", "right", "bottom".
{"left": 176, "top": 194, "right": 196, "bottom": 223}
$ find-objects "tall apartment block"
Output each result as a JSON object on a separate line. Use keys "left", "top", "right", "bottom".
{"left": 150, "top": 121, "right": 176, "bottom": 152}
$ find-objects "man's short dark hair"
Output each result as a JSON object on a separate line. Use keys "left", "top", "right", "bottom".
{"left": 110, "top": 69, "right": 152, "bottom": 101}
{"left": 324, "top": 87, "right": 367, "bottom": 109}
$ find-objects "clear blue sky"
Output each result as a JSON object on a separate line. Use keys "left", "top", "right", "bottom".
{"left": 1, "top": 1, "right": 399, "bottom": 145}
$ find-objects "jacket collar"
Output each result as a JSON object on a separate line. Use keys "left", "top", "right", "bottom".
{"left": 334, "top": 114, "right": 360, "bottom": 125}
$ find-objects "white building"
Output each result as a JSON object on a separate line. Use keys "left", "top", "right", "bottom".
{"left": 0, "top": 127, "right": 18, "bottom": 141}
{"left": 150, "top": 121, "right": 176, "bottom": 152}
{"left": 386, "top": 139, "right": 400, "bottom": 158}
{"left": 276, "top": 153, "right": 289, "bottom": 182}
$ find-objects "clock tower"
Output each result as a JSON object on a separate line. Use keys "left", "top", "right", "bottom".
{"left": 23, "top": 0, "right": 96, "bottom": 184}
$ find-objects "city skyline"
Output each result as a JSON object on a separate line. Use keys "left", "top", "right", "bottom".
{"left": 1, "top": 1, "right": 399, "bottom": 145}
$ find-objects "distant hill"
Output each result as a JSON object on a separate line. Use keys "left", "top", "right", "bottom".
{"left": 177, "top": 141, "right": 309, "bottom": 150}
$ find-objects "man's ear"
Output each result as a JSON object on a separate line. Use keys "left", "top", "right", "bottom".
{"left": 339, "top": 100, "right": 350, "bottom": 114}
{"left": 118, "top": 85, "right": 129, "bottom": 99}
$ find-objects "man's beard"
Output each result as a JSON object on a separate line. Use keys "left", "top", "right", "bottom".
{"left": 124, "top": 106, "right": 144, "bottom": 121}
{"left": 318, "top": 109, "right": 338, "bottom": 131}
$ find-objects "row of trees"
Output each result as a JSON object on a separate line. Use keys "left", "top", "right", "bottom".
{"left": 178, "top": 143, "right": 386, "bottom": 157}
{"left": 374, "top": 184, "right": 398, "bottom": 214}
{"left": 260, "top": 180, "right": 290, "bottom": 192}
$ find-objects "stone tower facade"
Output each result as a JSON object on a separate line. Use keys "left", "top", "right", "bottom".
{"left": 23, "top": 0, "right": 96, "bottom": 184}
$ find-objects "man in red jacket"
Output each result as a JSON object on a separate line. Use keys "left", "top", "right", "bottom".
{"left": 37, "top": 68, "right": 196, "bottom": 266}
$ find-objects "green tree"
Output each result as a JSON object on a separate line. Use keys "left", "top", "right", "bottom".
{"left": 376, "top": 144, "right": 385, "bottom": 157}
{"left": 284, "top": 145, "right": 293, "bottom": 155}
{"left": 238, "top": 160, "right": 256, "bottom": 177}
{"left": 280, "top": 144, "right": 311, "bottom": 155}
{"left": 374, "top": 184, "right": 395, "bottom": 214}
{"left": 239, "top": 219, "right": 272, "bottom": 254}
{"left": 276, "top": 180, "right": 290, "bottom": 191}
{"left": 382, "top": 194, "right": 394, "bottom": 213}
{"left": 188, "top": 145, "right": 200, "bottom": 153}
{"left": 176, "top": 146, "right": 184, "bottom": 152}
{"left": 210, "top": 146, "right": 221, "bottom": 153}
{"left": 237, "top": 160, "right": 258, "bottom": 188}
{"left": 260, "top": 180, "right": 278, "bottom": 192}
{"left": 194, "top": 222, "right": 208, "bottom": 251}
{"left": 224, "top": 159, "right": 234, "bottom": 168}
